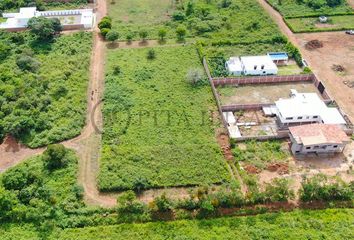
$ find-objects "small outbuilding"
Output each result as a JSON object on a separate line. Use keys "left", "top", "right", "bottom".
{"left": 319, "top": 16, "right": 328, "bottom": 23}
{"left": 267, "top": 52, "right": 289, "bottom": 65}
{"left": 289, "top": 124, "right": 350, "bottom": 155}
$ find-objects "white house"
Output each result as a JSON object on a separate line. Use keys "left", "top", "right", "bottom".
{"left": 240, "top": 55, "right": 278, "bottom": 76}
{"left": 0, "top": 7, "right": 94, "bottom": 30}
{"left": 289, "top": 124, "right": 349, "bottom": 155}
{"left": 275, "top": 90, "right": 346, "bottom": 128}
{"left": 225, "top": 55, "right": 278, "bottom": 76}
{"left": 225, "top": 57, "right": 243, "bottom": 76}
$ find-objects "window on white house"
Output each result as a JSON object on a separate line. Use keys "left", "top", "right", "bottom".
{"left": 333, "top": 145, "right": 338, "bottom": 148}
{"left": 313, "top": 116, "right": 318, "bottom": 119}
{"left": 298, "top": 117, "right": 303, "bottom": 119}
{"left": 286, "top": 117, "right": 293, "bottom": 120}
{"left": 306, "top": 147, "right": 311, "bottom": 149}
{"left": 254, "top": 65, "right": 257, "bottom": 70}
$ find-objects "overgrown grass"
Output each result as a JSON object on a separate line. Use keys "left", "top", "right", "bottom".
{"left": 0, "top": 31, "right": 92, "bottom": 147}
{"left": 267, "top": 0, "right": 353, "bottom": 18}
{"left": 286, "top": 15, "right": 354, "bottom": 32}
{"left": 49, "top": 208, "right": 354, "bottom": 239}
{"left": 98, "top": 46, "right": 230, "bottom": 191}
{"left": 232, "top": 140, "right": 289, "bottom": 169}
{"left": 107, "top": 0, "right": 283, "bottom": 42}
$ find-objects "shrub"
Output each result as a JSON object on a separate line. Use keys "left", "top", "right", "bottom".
{"left": 2, "top": 167, "right": 38, "bottom": 190}
{"left": 264, "top": 178, "right": 294, "bottom": 202}
{"left": 186, "top": 68, "right": 205, "bottom": 86}
{"left": 172, "top": 11, "right": 186, "bottom": 21}
{"left": 100, "top": 28, "right": 110, "bottom": 37}
{"left": 98, "top": 16, "right": 112, "bottom": 30}
{"left": 42, "top": 144, "right": 68, "bottom": 170}
{"left": 150, "top": 193, "right": 173, "bottom": 212}
{"left": 16, "top": 55, "right": 40, "bottom": 72}
{"left": 126, "top": 32, "right": 134, "bottom": 42}
{"left": 176, "top": 25, "right": 187, "bottom": 41}
{"left": 158, "top": 28, "right": 167, "bottom": 41}
{"left": 147, "top": 49, "right": 156, "bottom": 60}
{"left": 299, "top": 174, "right": 353, "bottom": 202}
{"left": 139, "top": 30, "right": 148, "bottom": 41}
{"left": 106, "top": 30, "right": 119, "bottom": 42}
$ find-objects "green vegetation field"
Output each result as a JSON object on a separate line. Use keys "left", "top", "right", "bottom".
{"left": 47, "top": 208, "right": 354, "bottom": 239}
{"left": 267, "top": 0, "right": 353, "bottom": 17}
{"left": 108, "top": 0, "right": 284, "bottom": 43}
{"left": 98, "top": 46, "right": 230, "bottom": 191}
{"left": 286, "top": 15, "right": 354, "bottom": 32}
{"left": 0, "top": 32, "right": 92, "bottom": 147}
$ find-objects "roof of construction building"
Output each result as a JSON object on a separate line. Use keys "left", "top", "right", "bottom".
{"left": 275, "top": 91, "right": 346, "bottom": 125}
{"left": 289, "top": 124, "right": 349, "bottom": 146}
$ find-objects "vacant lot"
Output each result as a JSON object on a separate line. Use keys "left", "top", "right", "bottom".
{"left": 0, "top": 32, "right": 92, "bottom": 148}
{"left": 287, "top": 15, "right": 354, "bottom": 32}
{"left": 218, "top": 82, "right": 320, "bottom": 105}
{"left": 108, "top": 0, "right": 175, "bottom": 39}
{"left": 233, "top": 140, "right": 289, "bottom": 170}
{"left": 108, "top": 0, "right": 284, "bottom": 42}
{"left": 267, "top": 0, "right": 353, "bottom": 17}
{"left": 98, "top": 46, "right": 230, "bottom": 191}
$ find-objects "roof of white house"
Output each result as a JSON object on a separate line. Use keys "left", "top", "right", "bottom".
{"left": 226, "top": 57, "right": 243, "bottom": 72}
{"left": 0, "top": 7, "right": 94, "bottom": 29}
{"left": 275, "top": 91, "right": 346, "bottom": 125}
{"left": 289, "top": 124, "right": 349, "bottom": 146}
{"left": 240, "top": 55, "right": 277, "bottom": 71}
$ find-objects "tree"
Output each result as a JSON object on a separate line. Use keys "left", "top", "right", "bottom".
{"left": 16, "top": 55, "right": 40, "bottom": 72}
{"left": 139, "top": 30, "right": 148, "bottom": 42}
{"left": 172, "top": 11, "right": 186, "bottom": 21}
{"left": 186, "top": 1, "right": 195, "bottom": 16}
{"left": 264, "top": 178, "right": 294, "bottom": 202}
{"left": 98, "top": 16, "right": 112, "bottom": 30}
{"left": 106, "top": 30, "right": 119, "bottom": 43}
{"left": 27, "top": 17, "right": 62, "bottom": 41}
{"left": 158, "top": 28, "right": 167, "bottom": 41}
{"left": 126, "top": 32, "right": 134, "bottom": 42}
{"left": 100, "top": 28, "right": 110, "bottom": 37}
{"left": 0, "top": 42, "right": 11, "bottom": 61}
{"left": 186, "top": 68, "right": 204, "bottom": 86}
{"left": 42, "top": 144, "right": 68, "bottom": 170}
{"left": 147, "top": 49, "right": 156, "bottom": 60}
{"left": 176, "top": 25, "right": 187, "bottom": 41}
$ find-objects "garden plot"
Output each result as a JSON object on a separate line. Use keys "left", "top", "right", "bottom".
{"left": 218, "top": 82, "right": 322, "bottom": 105}
{"left": 99, "top": 46, "right": 230, "bottom": 191}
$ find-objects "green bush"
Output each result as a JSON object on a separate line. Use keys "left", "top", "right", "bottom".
{"left": 42, "top": 144, "right": 68, "bottom": 171}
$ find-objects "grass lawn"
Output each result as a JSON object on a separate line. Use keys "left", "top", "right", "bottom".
{"left": 278, "top": 63, "right": 303, "bottom": 75}
{"left": 49, "top": 209, "right": 354, "bottom": 240}
{"left": 267, "top": 0, "right": 353, "bottom": 17}
{"left": 286, "top": 15, "right": 354, "bottom": 32}
{"left": 98, "top": 46, "right": 231, "bottom": 191}
{"left": 232, "top": 140, "right": 289, "bottom": 169}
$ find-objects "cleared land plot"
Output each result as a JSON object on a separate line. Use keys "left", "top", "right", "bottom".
{"left": 98, "top": 46, "right": 230, "bottom": 191}
{"left": 278, "top": 62, "right": 303, "bottom": 75}
{"left": 218, "top": 82, "right": 321, "bottom": 105}
{"left": 287, "top": 15, "right": 354, "bottom": 32}
{"left": 267, "top": 0, "right": 353, "bottom": 17}
{"left": 295, "top": 32, "right": 354, "bottom": 122}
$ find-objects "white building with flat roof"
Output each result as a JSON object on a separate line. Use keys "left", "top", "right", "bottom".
{"left": 275, "top": 90, "right": 346, "bottom": 127}
{"left": 0, "top": 7, "right": 94, "bottom": 30}
{"left": 225, "top": 55, "right": 278, "bottom": 76}
{"left": 240, "top": 55, "right": 278, "bottom": 76}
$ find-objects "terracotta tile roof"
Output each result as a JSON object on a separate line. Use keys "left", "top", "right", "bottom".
{"left": 289, "top": 124, "right": 349, "bottom": 146}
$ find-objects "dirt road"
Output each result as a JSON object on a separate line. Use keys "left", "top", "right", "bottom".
{"left": 257, "top": 0, "right": 354, "bottom": 122}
